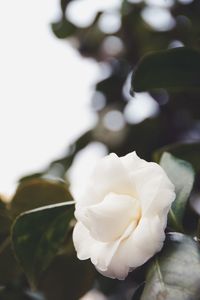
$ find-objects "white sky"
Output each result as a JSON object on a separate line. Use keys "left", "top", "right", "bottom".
{"left": 0, "top": 0, "right": 100, "bottom": 197}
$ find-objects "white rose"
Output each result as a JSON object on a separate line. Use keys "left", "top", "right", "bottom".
{"left": 73, "top": 151, "right": 175, "bottom": 280}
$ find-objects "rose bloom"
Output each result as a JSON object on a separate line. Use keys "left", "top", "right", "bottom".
{"left": 73, "top": 151, "right": 175, "bottom": 280}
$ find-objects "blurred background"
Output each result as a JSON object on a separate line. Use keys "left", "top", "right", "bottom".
{"left": 1, "top": 0, "right": 200, "bottom": 299}
{"left": 1, "top": 0, "right": 200, "bottom": 199}
{"left": 0, "top": 0, "right": 101, "bottom": 198}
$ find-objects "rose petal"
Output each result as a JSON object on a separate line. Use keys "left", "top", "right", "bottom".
{"left": 91, "top": 222, "right": 135, "bottom": 275}
{"left": 120, "top": 151, "right": 149, "bottom": 172}
{"left": 96, "top": 260, "right": 130, "bottom": 280}
{"left": 115, "top": 215, "right": 165, "bottom": 269}
{"left": 130, "top": 163, "right": 175, "bottom": 217}
{"left": 73, "top": 220, "right": 136, "bottom": 278}
{"left": 75, "top": 184, "right": 101, "bottom": 209}
{"left": 76, "top": 193, "right": 139, "bottom": 242}
{"left": 73, "top": 222, "right": 95, "bottom": 260}
{"left": 93, "top": 217, "right": 165, "bottom": 280}
{"left": 95, "top": 223, "right": 136, "bottom": 280}
{"left": 77, "top": 153, "right": 137, "bottom": 208}
{"left": 73, "top": 221, "right": 120, "bottom": 271}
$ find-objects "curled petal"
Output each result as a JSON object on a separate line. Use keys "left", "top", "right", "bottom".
{"left": 95, "top": 216, "right": 165, "bottom": 280}
{"left": 73, "top": 222, "right": 94, "bottom": 260}
{"left": 76, "top": 193, "right": 139, "bottom": 242}
{"left": 115, "top": 216, "right": 165, "bottom": 269}
{"left": 91, "top": 222, "right": 135, "bottom": 275}
{"left": 84, "top": 153, "right": 135, "bottom": 204}
{"left": 120, "top": 151, "right": 148, "bottom": 172}
{"left": 73, "top": 221, "right": 136, "bottom": 278}
{"left": 130, "top": 163, "right": 175, "bottom": 217}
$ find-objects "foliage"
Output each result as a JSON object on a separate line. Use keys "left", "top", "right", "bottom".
{"left": 160, "top": 152, "right": 195, "bottom": 231}
{"left": 131, "top": 47, "right": 200, "bottom": 92}
{"left": 12, "top": 202, "right": 74, "bottom": 288}
{"left": 140, "top": 233, "right": 200, "bottom": 300}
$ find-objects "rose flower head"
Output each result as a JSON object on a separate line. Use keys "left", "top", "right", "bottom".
{"left": 73, "top": 151, "right": 175, "bottom": 280}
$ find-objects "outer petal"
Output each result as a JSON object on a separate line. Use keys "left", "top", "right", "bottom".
{"left": 72, "top": 222, "right": 95, "bottom": 260}
{"left": 77, "top": 153, "right": 137, "bottom": 208}
{"left": 113, "top": 215, "right": 165, "bottom": 271}
{"left": 120, "top": 151, "right": 149, "bottom": 172}
{"left": 73, "top": 221, "right": 121, "bottom": 270}
{"left": 76, "top": 193, "right": 138, "bottom": 242}
{"left": 130, "top": 162, "right": 175, "bottom": 217}
{"left": 73, "top": 221, "right": 137, "bottom": 280}
{"left": 96, "top": 258, "right": 130, "bottom": 280}
{"left": 91, "top": 222, "right": 136, "bottom": 275}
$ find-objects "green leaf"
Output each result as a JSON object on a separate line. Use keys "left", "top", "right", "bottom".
{"left": 132, "top": 282, "right": 145, "bottom": 300}
{"left": 51, "top": 18, "right": 76, "bottom": 39}
{"left": 131, "top": 47, "right": 200, "bottom": 93}
{"left": 60, "top": 0, "right": 73, "bottom": 14}
{"left": 0, "top": 200, "right": 11, "bottom": 240}
{"left": 12, "top": 201, "right": 75, "bottom": 288}
{"left": 0, "top": 241, "right": 22, "bottom": 285}
{"left": 39, "top": 248, "right": 95, "bottom": 300}
{"left": 154, "top": 142, "right": 200, "bottom": 172}
{"left": 160, "top": 152, "right": 195, "bottom": 231}
{"left": 141, "top": 233, "right": 200, "bottom": 300}
{"left": 0, "top": 287, "right": 44, "bottom": 300}
{"left": 0, "top": 200, "right": 21, "bottom": 284}
{"left": 11, "top": 179, "right": 73, "bottom": 218}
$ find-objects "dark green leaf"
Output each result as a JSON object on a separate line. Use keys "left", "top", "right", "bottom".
{"left": 39, "top": 248, "right": 95, "bottom": 300}
{"left": 12, "top": 202, "right": 75, "bottom": 288}
{"left": 11, "top": 179, "right": 72, "bottom": 218}
{"left": 0, "top": 242, "right": 22, "bottom": 285}
{"left": 131, "top": 48, "right": 200, "bottom": 93}
{"left": 0, "top": 287, "right": 45, "bottom": 300}
{"left": 95, "top": 275, "right": 119, "bottom": 296}
{"left": 160, "top": 152, "right": 195, "bottom": 231}
{"left": 132, "top": 282, "right": 145, "bottom": 300}
{"left": 60, "top": 0, "right": 73, "bottom": 14}
{"left": 141, "top": 233, "right": 200, "bottom": 300}
{"left": 0, "top": 200, "right": 11, "bottom": 240}
{"left": 51, "top": 18, "right": 76, "bottom": 39}
{"left": 0, "top": 200, "right": 21, "bottom": 284}
{"left": 154, "top": 142, "right": 200, "bottom": 172}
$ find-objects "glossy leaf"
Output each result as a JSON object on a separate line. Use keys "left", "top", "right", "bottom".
{"left": 141, "top": 233, "right": 200, "bottom": 300}
{"left": 12, "top": 201, "right": 75, "bottom": 288}
{"left": 39, "top": 247, "right": 95, "bottom": 300}
{"left": 11, "top": 179, "right": 72, "bottom": 218}
{"left": 0, "top": 243, "right": 22, "bottom": 285}
{"left": 160, "top": 152, "right": 195, "bottom": 231}
{"left": 131, "top": 48, "right": 200, "bottom": 92}
{"left": 154, "top": 142, "right": 200, "bottom": 172}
